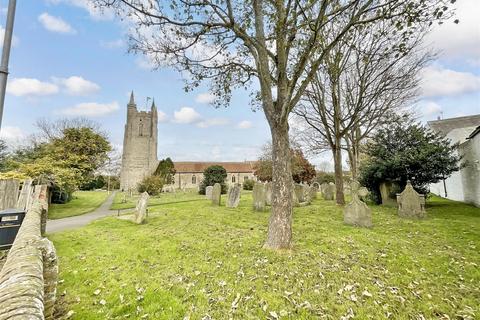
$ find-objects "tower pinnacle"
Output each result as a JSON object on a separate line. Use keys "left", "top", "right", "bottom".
{"left": 128, "top": 91, "right": 135, "bottom": 107}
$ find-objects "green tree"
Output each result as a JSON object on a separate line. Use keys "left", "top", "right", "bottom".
{"left": 154, "top": 157, "right": 176, "bottom": 185}
{"left": 254, "top": 145, "right": 316, "bottom": 184}
{"left": 359, "top": 122, "right": 461, "bottom": 204}
{"left": 138, "top": 175, "right": 164, "bottom": 196}
{"left": 199, "top": 165, "right": 227, "bottom": 195}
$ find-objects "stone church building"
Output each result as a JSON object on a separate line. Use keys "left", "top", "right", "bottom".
{"left": 120, "top": 93, "right": 257, "bottom": 191}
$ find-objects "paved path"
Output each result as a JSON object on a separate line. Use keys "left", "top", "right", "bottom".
{"left": 46, "top": 191, "right": 121, "bottom": 234}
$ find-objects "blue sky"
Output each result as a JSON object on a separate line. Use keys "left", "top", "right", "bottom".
{"left": 0, "top": 0, "right": 479, "bottom": 167}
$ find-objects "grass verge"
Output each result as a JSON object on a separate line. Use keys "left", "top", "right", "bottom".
{"left": 50, "top": 194, "right": 479, "bottom": 319}
{"left": 49, "top": 191, "right": 110, "bottom": 220}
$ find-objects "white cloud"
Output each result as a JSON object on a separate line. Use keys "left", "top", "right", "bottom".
{"left": 53, "top": 76, "right": 100, "bottom": 95}
{"left": 0, "top": 26, "right": 19, "bottom": 47}
{"left": 421, "top": 101, "right": 443, "bottom": 117}
{"left": 237, "top": 120, "right": 253, "bottom": 129}
{"left": 173, "top": 107, "right": 201, "bottom": 124}
{"left": 425, "top": 0, "right": 480, "bottom": 63}
{"left": 0, "top": 126, "right": 25, "bottom": 142}
{"left": 47, "top": 0, "right": 114, "bottom": 20}
{"left": 195, "top": 92, "right": 215, "bottom": 104}
{"left": 197, "top": 118, "right": 229, "bottom": 128}
{"left": 420, "top": 65, "right": 480, "bottom": 98}
{"left": 100, "top": 39, "right": 124, "bottom": 49}
{"left": 7, "top": 78, "right": 59, "bottom": 96}
{"left": 158, "top": 110, "right": 168, "bottom": 122}
{"left": 60, "top": 101, "right": 119, "bottom": 117}
{"left": 135, "top": 55, "right": 156, "bottom": 70}
{"left": 38, "top": 12, "right": 76, "bottom": 34}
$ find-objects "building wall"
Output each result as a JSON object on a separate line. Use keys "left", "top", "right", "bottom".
{"left": 461, "top": 134, "right": 480, "bottom": 207}
{"left": 173, "top": 172, "right": 257, "bottom": 189}
{"left": 120, "top": 101, "right": 158, "bottom": 191}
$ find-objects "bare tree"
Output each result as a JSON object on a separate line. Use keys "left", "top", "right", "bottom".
{"left": 94, "top": 0, "right": 453, "bottom": 249}
{"left": 294, "top": 19, "right": 433, "bottom": 204}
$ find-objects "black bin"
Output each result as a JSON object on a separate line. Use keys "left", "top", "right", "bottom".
{"left": 0, "top": 208, "right": 26, "bottom": 251}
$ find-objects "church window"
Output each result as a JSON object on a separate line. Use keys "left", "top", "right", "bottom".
{"left": 244, "top": 176, "right": 249, "bottom": 181}
{"left": 232, "top": 175, "right": 236, "bottom": 183}
{"left": 192, "top": 175, "right": 196, "bottom": 184}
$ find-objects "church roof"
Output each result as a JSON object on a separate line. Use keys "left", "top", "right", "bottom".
{"left": 174, "top": 161, "right": 256, "bottom": 173}
{"left": 427, "top": 114, "right": 480, "bottom": 135}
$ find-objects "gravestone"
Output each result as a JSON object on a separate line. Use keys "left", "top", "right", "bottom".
{"left": 252, "top": 182, "right": 266, "bottom": 211}
{"left": 265, "top": 182, "right": 272, "bottom": 206}
{"left": 397, "top": 181, "right": 426, "bottom": 218}
{"left": 212, "top": 183, "right": 221, "bottom": 206}
{"left": 320, "top": 183, "right": 328, "bottom": 195}
{"left": 379, "top": 181, "right": 397, "bottom": 206}
{"left": 311, "top": 182, "right": 320, "bottom": 199}
{"left": 294, "top": 184, "right": 305, "bottom": 203}
{"left": 343, "top": 184, "right": 352, "bottom": 196}
{"left": 323, "top": 182, "right": 335, "bottom": 201}
{"left": 0, "top": 179, "right": 20, "bottom": 210}
{"left": 133, "top": 192, "right": 149, "bottom": 224}
{"left": 16, "top": 179, "right": 33, "bottom": 210}
{"left": 205, "top": 186, "right": 213, "bottom": 200}
{"left": 344, "top": 181, "right": 372, "bottom": 228}
{"left": 226, "top": 184, "right": 241, "bottom": 208}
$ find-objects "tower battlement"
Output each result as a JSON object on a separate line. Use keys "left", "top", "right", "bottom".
{"left": 120, "top": 92, "right": 159, "bottom": 190}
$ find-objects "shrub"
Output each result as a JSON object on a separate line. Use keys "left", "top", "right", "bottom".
{"left": 243, "top": 179, "right": 255, "bottom": 190}
{"left": 138, "top": 175, "right": 164, "bottom": 196}
{"left": 199, "top": 165, "right": 227, "bottom": 195}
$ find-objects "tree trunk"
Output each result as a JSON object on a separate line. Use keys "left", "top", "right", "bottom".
{"left": 264, "top": 122, "right": 293, "bottom": 250}
{"left": 333, "top": 141, "right": 345, "bottom": 205}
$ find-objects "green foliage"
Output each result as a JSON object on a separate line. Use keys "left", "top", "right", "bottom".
{"left": 154, "top": 157, "right": 176, "bottom": 185}
{"left": 315, "top": 171, "right": 335, "bottom": 184}
{"left": 199, "top": 165, "right": 227, "bottom": 195}
{"left": 138, "top": 175, "right": 164, "bottom": 196}
{"left": 254, "top": 145, "right": 316, "bottom": 183}
{"left": 359, "top": 122, "right": 461, "bottom": 204}
{"left": 1, "top": 126, "right": 111, "bottom": 202}
{"left": 243, "top": 178, "right": 255, "bottom": 190}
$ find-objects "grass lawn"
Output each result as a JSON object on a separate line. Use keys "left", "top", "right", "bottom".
{"left": 110, "top": 190, "right": 204, "bottom": 210}
{"left": 48, "top": 191, "right": 110, "bottom": 220}
{"left": 50, "top": 193, "right": 480, "bottom": 319}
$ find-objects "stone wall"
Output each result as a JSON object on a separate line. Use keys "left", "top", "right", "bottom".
{"left": 0, "top": 185, "right": 58, "bottom": 320}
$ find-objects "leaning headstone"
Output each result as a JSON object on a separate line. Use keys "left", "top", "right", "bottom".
{"left": 0, "top": 179, "right": 20, "bottom": 210}
{"left": 212, "top": 183, "right": 221, "bottom": 206}
{"left": 320, "top": 183, "right": 328, "bottom": 195}
{"left": 304, "top": 185, "right": 313, "bottom": 204}
{"left": 265, "top": 182, "right": 272, "bottom": 206}
{"left": 397, "top": 181, "right": 426, "bottom": 218}
{"left": 205, "top": 186, "right": 213, "bottom": 200}
{"left": 226, "top": 184, "right": 241, "bottom": 208}
{"left": 252, "top": 182, "right": 266, "bottom": 211}
{"left": 323, "top": 182, "right": 335, "bottom": 201}
{"left": 133, "top": 192, "right": 149, "bottom": 224}
{"left": 344, "top": 181, "right": 372, "bottom": 228}
{"left": 16, "top": 179, "right": 33, "bottom": 210}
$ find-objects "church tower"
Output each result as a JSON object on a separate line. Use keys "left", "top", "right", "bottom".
{"left": 120, "top": 92, "right": 159, "bottom": 190}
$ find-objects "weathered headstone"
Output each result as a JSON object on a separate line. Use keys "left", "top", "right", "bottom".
{"left": 252, "top": 182, "right": 266, "bottom": 211}
{"left": 212, "top": 183, "right": 221, "bottom": 206}
{"left": 0, "top": 179, "right": 20, "bottom": 210}
{"left": 226, "top": 184, "right": 241, "bottom": 208}
{"left": 294, "top": 184, "right": 305, "bottom": 203}
{"left": 320, "top": 182, "right": 328, "bottom": 195}
{"left": 16, "top": 179, "right": 33, "bottom": 210}
{"left": 304, "top": 185, "right": 313, "bottom": 204}
{"left": 205, "top": 186, "right": 213, "bottom": 199}
{"left": 343, "top": 184, "right": 352, "bottom": 196}
{"left": 323, "top": 182, "right": 335, "bottom": 201}
{"left": 397, "top": 181, "right": 426, "bottom": 218}
{"left": 133, "top": 192, "right": 149, "bottom": 224}
{"left": 265, "top": 182, "right": 272, "bottom": 206}
{"left": 311, "top": 182, "right": 320, "bottom": 199}
{"left": 379, "top": 181, "right": 397, "bottom": 206}
{"left": 344, "top": 181, "right": 372, "bottom": 228}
